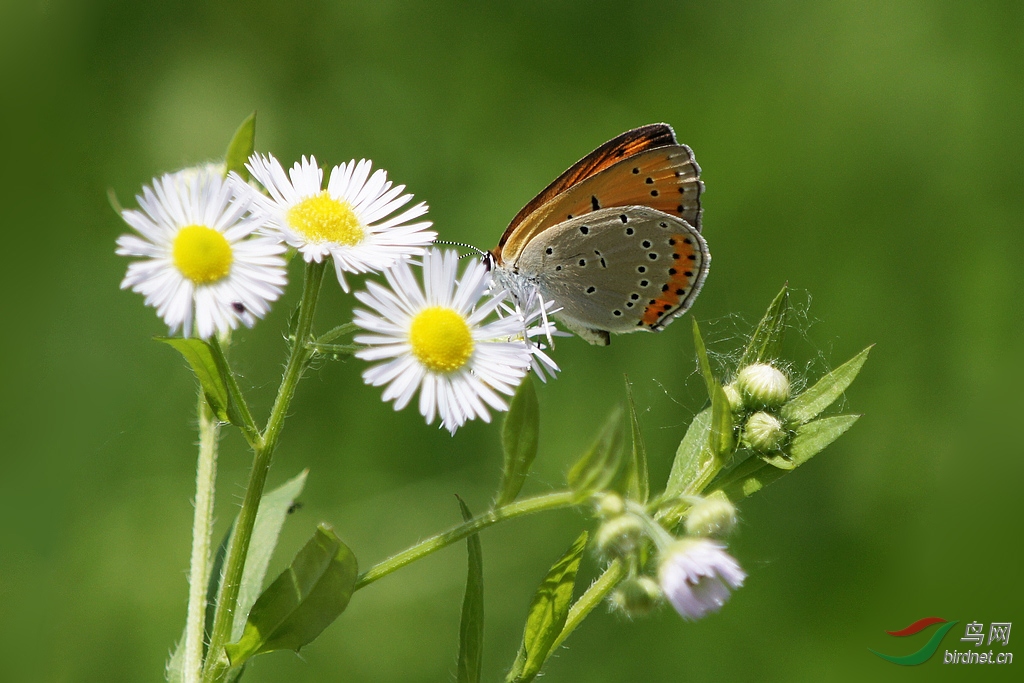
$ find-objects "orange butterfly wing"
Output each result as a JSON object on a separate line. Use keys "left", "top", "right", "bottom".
{"left": 496, "top": 124, "right": 703, "bottom": 265}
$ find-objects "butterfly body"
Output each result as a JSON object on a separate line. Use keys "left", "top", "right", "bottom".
{"left": 490, "top": 124, "right": 710, "bottom": 345}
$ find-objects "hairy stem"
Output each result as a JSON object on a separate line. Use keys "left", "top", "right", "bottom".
{"left": 355, "top": 491, "right": 578, "bottom": 590}
{"left": 203, "top": 261, "right": 325, "bottom": 683}
{"left": 183, "top": 394, "right": 220, "bottom": 683}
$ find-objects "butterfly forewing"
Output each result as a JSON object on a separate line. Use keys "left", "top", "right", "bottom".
{"left": 499, "top": 146, "right": 703, "bottom": 264}
{"left": 499, "top": 124, "right": 679, "bottom": 249}
{"left": 515, "top": 207, "right": 709, "bottom": 337}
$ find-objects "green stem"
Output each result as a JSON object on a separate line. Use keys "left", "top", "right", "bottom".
{"left": 308, "top": 342, "right": 361, "bottom": 356}
{"left": 183, "top": 394, "right": 220, "bottom": 683}
{"left": 202, "top": 261, "right": 326, "bottom": 683}
{"left": 548, "top": 560, "right": 625, "bottom": 655}
{"left": 354, "top": 491, "right": 578, "bottom": 590}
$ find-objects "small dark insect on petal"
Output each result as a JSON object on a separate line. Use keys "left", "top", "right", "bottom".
{"left": 232, "top": 302, "right": 246, "bottom": 313}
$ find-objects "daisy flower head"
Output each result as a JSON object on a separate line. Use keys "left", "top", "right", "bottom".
{"left": 657, "top": 539, "right": 746, "bottom": 621}
{"left": 244, "top": 153, "right": 436, "bottom": 291}
{"left": 353, "top": 249, "right": 534, "bottom": 434}
{"left": 116, "top": 165, "right": 288, "bottom": 339}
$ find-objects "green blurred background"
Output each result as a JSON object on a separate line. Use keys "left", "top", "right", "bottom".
{"left": 2, "top": 1, "right": 1021, "bottom": 681}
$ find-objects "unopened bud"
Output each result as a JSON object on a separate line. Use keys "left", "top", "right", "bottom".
{"left": 684, "top": 493, "right": 738, "bottom": 538}
{"left": 595, "top": 514, "right": 645, "bottom": 558}
{"left": 742, "top": 411, "right": 787, "bottom": 452}
{"left": 736, "top": 363, "right": 790, "bottom": 410}
{"left": 594, "top": 492, "right": 625, "bottom": 518}
{"left": 722, "top": 382, "right": 744, "bottom": 413}
{"left": 609, "top": 576, "right": 663, "bottom": 617}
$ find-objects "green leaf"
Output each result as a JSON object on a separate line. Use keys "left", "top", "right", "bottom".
{"left": 782, "top": 346, "right": 873, "bottom": 424}
{"left": 225, "top": 524, "right": 358, "bottom": 666}
{"left": 456, "top": 498, "right": 484, "bottom": 683}
{"left": 738, "top": 284, "right": 789, "bottom": 367}
{"left": 507, "top": 532, "right": 588, "bottom": 683}
{"left": 712, "top": 453, "right": 771, "bottom": 500}
{"left": 788, "top": 414, "right": 861, "bottom": 465}
{"left": 224, "top": 112, "right": 256, "bottom": 181}
{"left": 231, "top": 470, "right": 309, "bottom": 641}
{"left": 663, "top": 407, "right": 712, "bottom": 498}
{"left": 692, "top": 318, "right": 717, "bottom": 399}
{"left": 496, "top": 379, "right": 540, "bottom": 506}
{"left": 566, "top": 405, "right": 625, "bottom": 501}
{"left": 715, "top": 414, "right": 861, "bottom": 498}
{"left": 157, "top": 337, "right": 235, "bottom": 423}
{"left": 622, "top": 378, "right": 649, "bottom": 502}
{"left": 708, "top": 381, "right": 736, "bottom": 461}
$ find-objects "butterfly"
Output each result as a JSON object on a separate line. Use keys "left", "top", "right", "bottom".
{"left": 487, "top": 123, "right": 710, "bottom": 345}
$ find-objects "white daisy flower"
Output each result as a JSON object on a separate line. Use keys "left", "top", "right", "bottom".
{"left": 353, "top": 249, "right": 533, "bottom": 434}
{"left": 116, "top": 165, "right": 288, "bottom": 339}
{"left": 243, "top": 153, "right": 435, "bottom": 291}
{"left": 658, "top": 539, "right": 746, "bottom": 621}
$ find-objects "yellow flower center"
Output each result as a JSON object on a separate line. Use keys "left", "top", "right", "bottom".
{"left": 408, "top": 306, "right": 475, "bottom": 373}
{"left": 287, "top": 191, "right": 365, "bottom": 245}
{"left": 172, "top": 225, "right": 233, "bottom": 284}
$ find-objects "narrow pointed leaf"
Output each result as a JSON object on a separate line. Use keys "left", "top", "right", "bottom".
{"left": 496, "top": 379, "right": 540, "bottom": 506}
{"left": 157, "top": 337, "right": 233, "bottom": 423}
{"left": 664, "top": 407, "right": 712, "bottom": 499}
{"left": 692, "top": 319, "right": 717, "bottom": 399}
{"left": 708, "top": 382, "right": 735, "bottom": 460}
{"left": 224, "top": 112, "right": 256, "bottom": 181}
{"left": 507, "top": 532, "right": 589, "bottom": 683}
{"left": 622, "top": 379, "right": 649, "bottom": 502}
{"left": 782, "top": 346, "right": 872, "bottom": 424}
{"left": 567, "top": 406, "right": 625, "bottom": 501}
{"left": 231, "top": 470, "right": 309, "bottom": 641}
{"left": 788, "top": 414, "right": 860, "bottom": 465}
{"left": 739, "top": 284, "right": 789, "bottom": 367}
{"left": 225, "top": 524, "right": 358, "bottom": 666}
{"left": 715, "top": 414, "right": 861, "bottom": 499}
{"left": 456, "top": 498, "right": 484, "bottom": 683}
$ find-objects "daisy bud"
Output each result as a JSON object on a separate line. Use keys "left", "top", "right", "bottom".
{"left": 609, "top": 576, "right": 663, "bottom": 618}
{"left": 594, "top": 492, "right": 625, "bottom": 518}
{"left": 684, "top": 493, "right": 738, "bottom": 538}
{"left": 742, "top": 411, "right": 788, "bottom": 452}
{"left": 595, "top": 514, "right": 645, "bottom": 559}
{"left": 736, "top": 363, "right": 790, "bottom": 410}
{"left": 658, "top": 539, "right": 746, "bottom": 621}
{"left": 723, "top": 382, "right": 744, "bottom": 413}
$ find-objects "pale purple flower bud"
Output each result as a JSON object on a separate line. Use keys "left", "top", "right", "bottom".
{"left": 658, "top": 539, "right": 746, "bottom": 620}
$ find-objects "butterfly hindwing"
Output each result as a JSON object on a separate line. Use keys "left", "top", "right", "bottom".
{"left": 514, "top": 207, "right": 709, "bottom": 341}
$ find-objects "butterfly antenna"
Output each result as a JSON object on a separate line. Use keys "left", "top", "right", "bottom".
{"left": 435, "top": 240, "right": 488, "bottom": 259}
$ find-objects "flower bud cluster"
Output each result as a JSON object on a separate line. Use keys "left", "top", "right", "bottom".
{"left": 725, "top": 362, "right": 794, "bottom": 455}
{"left": 596, "top": 493, "right": 746, "bottom": 621}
